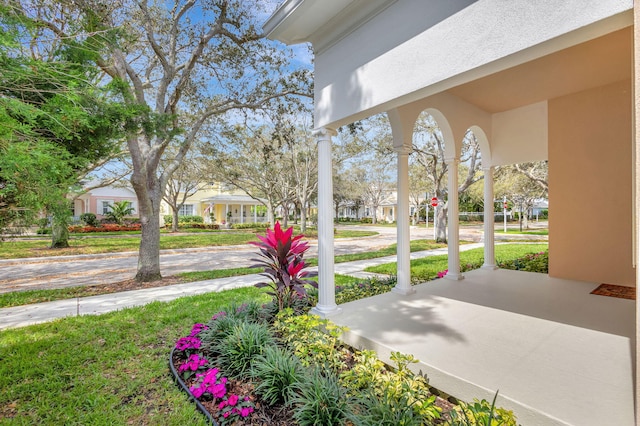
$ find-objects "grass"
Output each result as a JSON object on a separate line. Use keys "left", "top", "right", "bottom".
{"left": 0, "top": 229, "right": 377, "bottom": 260}
{"left": 366, "top": 243, "right": 549, "bottom": 281}
{"left": 497, "top": 228, "right": 548, "bottom": 235}
{"left": 0, "top": 287, "right": 269, "bottom": 425}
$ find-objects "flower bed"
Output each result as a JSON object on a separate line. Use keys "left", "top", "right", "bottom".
{"left": 170, "top": 223, "right": 519, "bottom": 426}
{"left": 68, "top": 223, "right": 142, "bottom": 233}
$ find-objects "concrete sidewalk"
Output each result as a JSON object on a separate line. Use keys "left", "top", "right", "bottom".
{"left": 0, "top": 243, "right": 488, "bottom": 330}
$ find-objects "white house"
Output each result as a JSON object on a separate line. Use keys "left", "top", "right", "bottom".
{"left": 265, "top": 1, "right": 637, "bottom": 424}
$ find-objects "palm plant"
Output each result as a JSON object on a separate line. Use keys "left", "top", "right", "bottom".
{"left": 105, "top": 200, "right": 134, "bottom": 224}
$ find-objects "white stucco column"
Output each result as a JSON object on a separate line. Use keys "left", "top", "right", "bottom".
{"left": 482, "top": 166, "right": 498, "bottom": 270}
{"left": 393, "top": 146, "right": 415, "bottom": 295}
{"left": 254, "top": 206, "right": 257, "bottom": 223}
{"left": 310, "top": 127, "right": 341, "bottom": 318}
{"left": 240, "top": 205, "right": 244, "bottom": 224}
{"left": 445, "top": 157, "right": 464, "bottom": 280}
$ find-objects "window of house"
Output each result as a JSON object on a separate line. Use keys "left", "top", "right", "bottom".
{"left": 101, "top": 200, "right": 113, "bottom": 215}
{"left": 178, "top": 204, "right": 194, "bottom": 216}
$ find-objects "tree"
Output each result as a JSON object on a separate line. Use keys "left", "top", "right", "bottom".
{"left": 0, "top": 6, "right": 126, "bottom": 246}
{"left": 352, "top": 159, "right": 394, "bottom": 225}
{"left": 408, "top": 163, "right": 433, "bottom": 225}
{"left": 272, "top": 116, "right": 318, "bottom": 232}
{"left": 495, "top": 162, "right": 548, "bottom": 231}
{"left": 411, "top": 112, "right": 482, "bottom": 243}
{"left": 9, "top": 0, "right": 311, "bottom": 280}
{"left": 206, "top": 125, "right": 292, "bottom": 227}
{"left": 162, "top": 148, "right": 206, "bottom": 232}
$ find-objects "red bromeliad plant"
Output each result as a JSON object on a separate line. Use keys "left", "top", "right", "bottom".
{"left": 250, "top": 222, "right": 317, "bottom": 311}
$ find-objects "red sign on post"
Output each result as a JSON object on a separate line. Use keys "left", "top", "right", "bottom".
{"left": 503, "top": 202, "right": 508, "bottom": 209}
{"left": 431, "top": 197, "right": 439, "bottom": 207}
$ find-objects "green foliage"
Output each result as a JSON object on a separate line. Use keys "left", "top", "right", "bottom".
{"left": 79, "top": 212, "right": 99, "bottom": 227}
{"left": 335, "top": 276, "right": 397, "bottom": 305}
{"left": 231, "top": 222, "right": 270, "bottom": 230}
{"left": 105, "top": 201, "right": 134, "bottom": 225}
{"left": 216, "top": 321, "right": 274, "bottom": 379}
{"left": 164, "top": 215, "right": 204, "bottom": 225}
{"left": 498, "top": 251, "right": 548, "bottom": 273}
{"left": 273, "top": 310, "right": 349, "bottom": 372}
{"left": 447, "top": 392, "right": 519, "bottom": 426}
{"left": 366, "top": 244, "right": 549, "bottom": 281}
{"left": 251, "top": 345, "right": 304, "bottom": 407}
{"left": 291, "top": 367, "right": 353, "bottom": 426}
{"left": 198, "top": 302, "right": 266, "bottom": 355}
{"left": 344, "top": 351, "right": 440, "bottom": 424}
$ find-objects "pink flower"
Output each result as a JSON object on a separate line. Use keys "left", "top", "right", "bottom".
{"left": 223, "top": 412, "right": 230, "bottom": 418}
{"left": 218, "top": 401, "right": 227, "bottom": 410}
{"left": 175, "top": 336, "right": 202, "bottom": 351}
{"left": 190, "top": 323, "right": 208, "bottom": 336}
{"left": 190, "top": 386, "right": 204, "bottom": 398}
{"left": 227, "top": 394, "right": 239, "bottom": 406}
{"left": 437, "top": 269, "right": 448, "bottom": 278}
{"left": 210, "top": 382, "right": 227, "bottom": 399}
{"left": 241, "top": 407, "right": 252, "bottom": 417}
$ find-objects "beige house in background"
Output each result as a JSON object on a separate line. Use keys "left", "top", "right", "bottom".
{"left": 159, "top": 183, "right": 267, "bottom": 225}
{"left": 266, "top": 0, "right": 638, "bottom": 424}
{"left": 74, "top": 183, "right": 266, "bottom": 225}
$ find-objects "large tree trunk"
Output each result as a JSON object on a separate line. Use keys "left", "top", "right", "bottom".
{"left": 435, "top": 206, "right": 447, "bottom": 243}
{"left": 132, "top": 172, "right": 163, "bottom": 282}
{"left": 51, "top": 214, "right": 69, "bottom": 248}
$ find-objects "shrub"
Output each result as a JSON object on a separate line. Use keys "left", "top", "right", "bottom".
{"left": 335, "top": 276, "right": 397, "bottom": 305}
{"left": 179, "top": 215, "right": 203, "bottom": 223}
{"left": 250, "top": 221, "right": 317, "bottom": 311}
{"left": 251, "top": 345, "right": 304, "bottom": 407}
{"left": 274, "top": 310, "right": 349, "bottom": 372}
{"left": 351, "top": 387, "right": 425, "bottom": 426}
{"left": 232, "top": 222, "right": 270, "bottom": 230}
{"left": 498, "top": 251, "right": 548, "bottom": 273}
{"left": 291, "top": 367, "right": 353, "bottom": 426}
{"left": 447, "top": 391, "right": 518, "bottom": 426}
{"left": 217, "top": 321, "right": 275, "bottom": 379}
{"left": 199, "top": 312, "right": 247, "bottom": 355}
{"left": 79, "top": 213, "right": 98, "bottom": 227}
{"left": 343, "top": 351, "right": 441, "bottom": 424}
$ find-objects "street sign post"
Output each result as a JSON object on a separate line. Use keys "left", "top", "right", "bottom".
{"left": 503, "top": 195, "right": 507, "bottom": 233}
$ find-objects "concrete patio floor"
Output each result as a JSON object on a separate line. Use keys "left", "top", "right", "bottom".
{"left": 330, "top": 268, "right": 635, "bottom": 426}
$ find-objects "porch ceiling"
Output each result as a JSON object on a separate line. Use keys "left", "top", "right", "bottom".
{"left": 447, "top": 26, "right": 632, "bottom": 113}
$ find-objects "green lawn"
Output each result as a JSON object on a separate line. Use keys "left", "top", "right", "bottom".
{"left": 0, "top": 287, "right": 268, "bottom": 425}
{"left": 0, "top": 229, "right": 377, "bottom": 260}
{"left": 366, "top": 243, "right": 548, "bottom": 281}
{"left": 497, "top": 228, "right": 548, "bottom": 235}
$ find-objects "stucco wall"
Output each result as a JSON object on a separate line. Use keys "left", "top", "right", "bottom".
{"left": 313, "top": 0, "right": 632, "bottom": 128}
{"left": 548, "top": 80, "right": 634, "bottom": 286}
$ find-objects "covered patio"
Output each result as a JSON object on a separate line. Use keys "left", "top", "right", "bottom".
{"left": 265, "top": 1, "right": 638, "bottom": 424}
{"left": 332, "top": 268, "right": 635, "bottom": 426}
